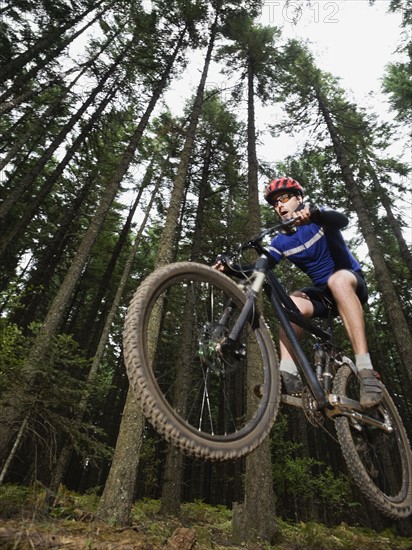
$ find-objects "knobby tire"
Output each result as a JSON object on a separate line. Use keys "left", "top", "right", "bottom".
{"left": 123, "top": 262, "right": 281, "bottom": 461}
{"left": 334, "top": 364, "right": 412, "bottom": 518}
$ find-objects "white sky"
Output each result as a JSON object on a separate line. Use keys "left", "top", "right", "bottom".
{"left": 257, "top": 0, "right": 407, "bottom": 163}
{"left": 164, "top": 0, "right": 406, "bottom": 163}
{"left": 258, "top": 0, "right": 403, "bottom": 99}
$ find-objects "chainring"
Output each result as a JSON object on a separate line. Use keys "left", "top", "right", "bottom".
{"left": 301, "top": 386, "right": 324, "bottom": 427}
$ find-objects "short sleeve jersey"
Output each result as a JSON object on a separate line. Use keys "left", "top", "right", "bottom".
{"left": 268, "top": 208, "right": 361, "bottom": 286}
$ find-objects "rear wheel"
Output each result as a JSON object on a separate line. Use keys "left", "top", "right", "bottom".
{"left": 123, "top": 262, "right": 281, "bottom": 461}
{"left": 334, "top": 364, "right": 412, "bottom": 518}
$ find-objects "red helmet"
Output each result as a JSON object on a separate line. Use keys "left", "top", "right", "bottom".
{"left": 264, "top": 177, "right": 304, "bottom": 204}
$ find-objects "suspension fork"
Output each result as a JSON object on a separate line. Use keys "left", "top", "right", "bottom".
{"left": 218, "top": 293, "right": 256, "bottom": 354}
{"left": 217, "top": 255, "right": 267, "bottom": 354}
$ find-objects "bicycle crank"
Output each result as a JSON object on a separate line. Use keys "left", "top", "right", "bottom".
{"left": 302, "top": 386, "right": 324, "bottom": 427}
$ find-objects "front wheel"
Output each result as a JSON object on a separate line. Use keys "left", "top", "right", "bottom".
{"left": 123, "top": 262, "right": 281, "bottom": 461}
{"left": 334, "top": 364, "right": 412, "bottom": 518}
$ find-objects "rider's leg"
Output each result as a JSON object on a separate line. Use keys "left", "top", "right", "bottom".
{"left": 327, "top": 270, "right": 368, "bottom": 356}
{"left": 279, "top": 292, "right": 314, "bottom": 360}
{"left": 327, "top": 270, "right": 382, "bottom": 407}
{"left": 279, "top": 292, "right": 314, "bottom": 395}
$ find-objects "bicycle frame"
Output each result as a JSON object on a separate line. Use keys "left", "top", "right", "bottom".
{"left": 217, "top": 218, "right": 347, "bottom": 406}
{"left": 222, "top": 249, "right": 330, "bottom": 408}
{"left": 217, "top": 223, "right": 395, "bottom": 427}
{"left": 265, "top": 264, "right": 330, "bottom": 408}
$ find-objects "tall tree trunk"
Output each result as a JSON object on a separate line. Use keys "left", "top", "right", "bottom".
{"left": 47, "top": 176, "right": 161, "bottom": 509}
{"left": 368, "top": 169, "right": 412, "bottom": 274}
{"left": 191, "top": 138, "right": 212, "bottom": 263}
{"left": 141, "top": 24, "right": 219, "bottom": 514}
{"left": 317, "top": 91, "right": 412, "bottom": 380}
{"left": 155, "top": 14, "right": 218, "bottom": 267}
{"left": 232, "top": 59, "right": 277, "bottom": 545}
{"left": 151, "top": 14, "right": 220, "bottom": 519}
{"left": 160, "top": 138, "right": 213, "bottom": 515}
{"left": 78, "top": 160, "right": 155, "bottom": 353}
{"left": 57, "top": 29, "right": 189, "bottom": 523}
{"left": 95, "top": 389, "right": 144, "bottom": 525}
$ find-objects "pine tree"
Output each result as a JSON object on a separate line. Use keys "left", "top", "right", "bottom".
{"left": 217, "top": 14, "right": 280, "bottom": 544}
{"left": 0, "top": 0, "right": 193, "bottom": 479}
{"left": 95, "top": 0, "right": 213, "bottom": 524}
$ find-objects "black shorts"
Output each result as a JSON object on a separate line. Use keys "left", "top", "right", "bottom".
{"left": 301, "top": 270, "right": 368, "bottom": 318}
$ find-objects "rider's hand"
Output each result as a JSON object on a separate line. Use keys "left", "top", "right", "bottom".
{"left": 211, "top": 254, "right": 230, "bottom": 273}
{"left": 289, "top": 207, "right": 312, "bottom": 226}
{"left": 212, "top": 254, "right": 229, "bottom": 272}
{"left": 212, "top": 260, "right": 226, "bottom": 272}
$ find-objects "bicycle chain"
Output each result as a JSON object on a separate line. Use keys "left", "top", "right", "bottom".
{"left": 300, "top": 387, "right": 341, "bottom": 444}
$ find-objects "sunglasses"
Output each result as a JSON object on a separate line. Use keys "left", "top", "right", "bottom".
{"left": 271, "top": 193, "right": 296, "bottom": 207}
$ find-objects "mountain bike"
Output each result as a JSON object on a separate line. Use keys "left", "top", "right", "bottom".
{"left": 123, "top": 219, "right": 412, "bottom": 519}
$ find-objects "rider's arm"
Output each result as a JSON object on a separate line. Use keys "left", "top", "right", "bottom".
{"left": 310, "top": 205, "right": 348, "bottom": 229}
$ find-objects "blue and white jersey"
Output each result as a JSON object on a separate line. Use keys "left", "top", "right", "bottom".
{"left": 268, "top": 207, "right": 361, "bottom": 286}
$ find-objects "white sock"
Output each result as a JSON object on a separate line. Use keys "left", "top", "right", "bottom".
{"left": 280, "top": 359, "right": 299, "bottom": 375}
{"left": 356, "top": 353, "right": 373, "bottom": 371}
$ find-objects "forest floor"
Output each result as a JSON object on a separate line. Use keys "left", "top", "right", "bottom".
{"left": 1, "top": 490, "right": 412, "bottom": 549}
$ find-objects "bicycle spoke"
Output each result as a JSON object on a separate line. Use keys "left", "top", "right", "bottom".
{"left": 124, "top": 262, "right": 280, "bottom": 460}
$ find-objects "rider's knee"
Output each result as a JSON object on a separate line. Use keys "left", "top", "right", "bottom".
{"left": 327, "top": 270, "right": 356, "bottom": 295}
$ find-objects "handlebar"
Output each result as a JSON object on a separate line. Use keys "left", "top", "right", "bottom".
{"left": 214, "top": 218, "right": 298, "bottom": 271}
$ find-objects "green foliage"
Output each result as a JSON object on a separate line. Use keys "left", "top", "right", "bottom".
{"left": 382, "top": 61, "right": 412, "bottom": 124}
{"left": 270, "top": 413, "right": 357, "bottom": 523}
{"left": 50, "top": 486, "right": 101, "bottom": 519}
{"left": 0, "top": 322, "right": 112, "bottom": 483}
{"left": 182, "top": 499, "right": 232, "bottom": 524}
{"left": 132, "top": 497, "right": 161, "bottom": 521}
{"left": 217, "top": 13, "right": 282, "bottom": 103}
{"left": 0, "top": 321, "right": 29, "bottom": 390}
{"left": 2, "top": 487, "right": 412, "bottom": 549}
{"left": 0, "top": 484, "right": 42, "bottom": 518}
{"left": 1, "top": 484, "right": 100, "bottom": 521}
{"left": 132, "top": 499, "right": 233, "bottom": 547}
{"left": 279, "top": 518, "right": 412, "bottom": 550}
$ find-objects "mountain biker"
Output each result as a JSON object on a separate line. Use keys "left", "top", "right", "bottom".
{"left": 266, "top": 176, "right": 385, "bottom": 408}
{"left": 214, "top": 176, "right": 383, "bottom": 409}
